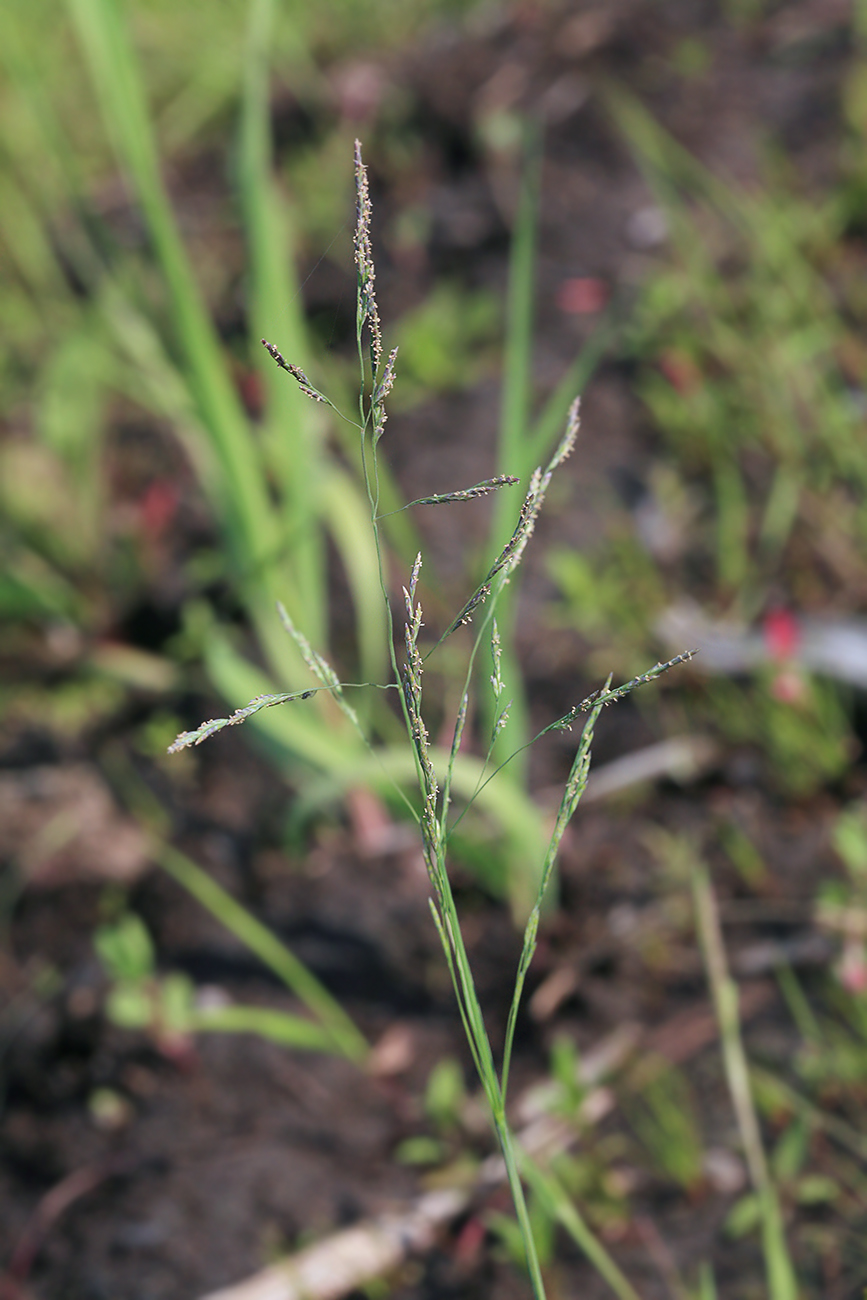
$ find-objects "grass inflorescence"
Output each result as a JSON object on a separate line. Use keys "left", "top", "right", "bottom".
{"left": 170, "top": 139, "right": 691, "bottom": 1300}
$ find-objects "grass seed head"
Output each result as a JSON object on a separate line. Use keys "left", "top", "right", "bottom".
{"left": 353, "top": 139, "right": 383, "bottom": 374}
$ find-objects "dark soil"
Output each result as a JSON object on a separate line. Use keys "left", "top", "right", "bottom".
{"left": 2, "top": 3, "right": 863, "bottom": 1299}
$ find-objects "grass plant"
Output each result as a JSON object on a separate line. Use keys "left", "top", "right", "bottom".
{"left": 690, "top": 855, "right": 798, "bottom": 1300}
{"left": 2, "top": 0, "right": 561, "bottom": 909}
{"left": 4, "top": 0, "right": 613, "bottom": 911}
{"left": 7, "top": 9, "right": 867, "bottom": 1295}
{"left": 170, "top": 139, "right": 691, "bottom": 1299}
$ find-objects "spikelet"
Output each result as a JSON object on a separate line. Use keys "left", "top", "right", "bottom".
{"left": 400, "top": 555, "right": 442, "bottom": 889}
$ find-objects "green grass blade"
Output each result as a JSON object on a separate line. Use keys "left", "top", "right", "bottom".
{"left": 321, "top": 467, "right": 389, "bottom": 692}
{"left": 697, "top": 1263, "right": 718, "bottom": 1300}
{"left": 494, "top": 116, "right": 542, "bottom": 531}
{"left": 191, "top": 1003, "right": 342, "bottom": 1053}
{"left": 156, "top": 841, "right": 368, "bottom": 1062}
{"left": 67, "top": 0, "right": 279, "bottom": 585}
{"left": 524, "top": 307, "right": 617, "bottom": 470}
{"left": 239, "top": 0, "right": 326, "bottom": 644}
{"left": 691, "top": 859, "right": 798, "bottom": 1300}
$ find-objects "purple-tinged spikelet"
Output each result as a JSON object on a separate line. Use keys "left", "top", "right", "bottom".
{"left": 261, "top": 339, "right": 327, "bottom": 402}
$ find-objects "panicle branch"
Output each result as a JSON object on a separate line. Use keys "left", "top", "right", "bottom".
{"left": 437, "top": 399, "right": 582, "bottom": 643}
{"left": 261, "top": 339, "right": 328, "bottom": 403}
{"left": 553, "top": 650, "right": 699, "bottom": 732}
{"left": 409, "top": 476, "right": 521, "bottom": 509}
{"left": 401, "top": 555, "right": 442, "bottom": 890}
{"left": 168, "top": 691, "right": 315, "bottom": 753}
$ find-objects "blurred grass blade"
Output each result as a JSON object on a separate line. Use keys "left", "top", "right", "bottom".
{"left": 494, "top": 116, "right": 542, "bottom": 533}
{"left": 321, "top": 468, "right": 389, "bottom": 691}
{"left": 239, "top": 0, "right": 326, "bottom": 644}
{"left": 698, "top": 1263, "right": 718, "bottom": 1300}
{"left": 192, "top": 1003, "right": 342, "bottom": 1053}
{"left": 156, "top": 841, "right": 368, "bottom": 1062}
{"left": 67, "top": 0, "right": 280, "bottom": 587}
{"left": 525, "top": 305, "right": 617, "bottom": 470}
{"left": 485, "top": 123, "right": 612, "bottom": 782}
{"left": 691, "top": 858, "right": 797, "bottom": 1300}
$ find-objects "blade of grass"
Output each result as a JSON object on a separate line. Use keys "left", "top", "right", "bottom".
{"left": 321, "top": 467, "right": 390, "bottom": 701}
{"left": 240, "top": 24, "right": 387, "bottom": 703}
{"left": 239, "top": 0, "right": 326, "bottom": 647}
{"left": 523, "top": 303, "right": 619, "bottom": 470}
{"left": 697, "top": 1263, "right": 718, "bottom": 1300}
{"left": 690, "top": 858, "right": 798, "bottom": 1300}
{"left": 156, "top": 841, "right": 368, "bottom": 1063}
{"left": 67, "top": 0, "right": 285, "bottom": 613}
{"left": 191, "top": 1003, "right": 342, "bottom": 1053}
{"left": 484, "top": 126, "right": 615, "bottom": 784}
{"left": 494, "top": 116, "right": 543, "bottom": 522}
{"left": 104, "top": 748, "right": 368, "bottom": 1065}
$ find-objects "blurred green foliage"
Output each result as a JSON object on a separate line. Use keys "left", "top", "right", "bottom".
{"left": 1, "top": 0, "right": 549, "bottom": 886}
{"left": 549, "top": 81, "right": 867, "bottom": 795}
{"left": 95, "top": 908, "right": 362, "bottom": 1054}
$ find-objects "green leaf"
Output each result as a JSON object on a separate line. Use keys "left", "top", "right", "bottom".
{"left": 106, "top": 982, "right": 153, "bottom": 1030}
{"left": 394, "top": 1136, "right": 446, "bottom": 1166}
{"left": 191, "top": 1003, "right": 344, "bottom": 1053}
{"left": 94, "top": 913, "right": 154, "bottom": 983}
{"left": 725, "top": 1192, "right": 762, "bottom": 1239}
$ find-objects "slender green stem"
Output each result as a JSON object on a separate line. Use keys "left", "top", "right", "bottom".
{"left": 495, "top": 1113, "right": 548, "bottom": 1300}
